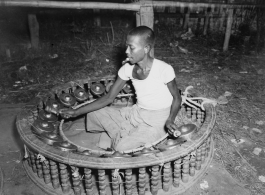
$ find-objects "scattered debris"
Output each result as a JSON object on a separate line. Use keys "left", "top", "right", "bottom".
{"left": 170, "top": 41, "right": 188, "bottom": 54}
{"left": 253, "top": 147, "right": 262, "bottom": 156}
{"left": 259, "top": 175, "right": 265, "bottom": 183}
{"left": 251, "top": 128, "right": 263, "bottom": 134}
{"left": 217, "top": 95, "right": 229, "bottom": 105}
{"left": 224, "top": 91, "right": 232, "bottom": 97}
{"left": 231, "top": 138, "right": 245, "bottom": 145}
{"left": 242, "top": 126, "right": 249, "bottom": 130}
{"left": 49, "top": 54, "right": 58, "bottom": 59}
{"left": 257, "top": 69, "right": 265, "bottom": 75}
{"left": 211, "top": 49, "right": 219, "bottom": 52}
{"left": 15, "top": 160, "right": 20, "bottom": 164}
{"left": 255, "top": 121, "right": 264, "bottom": 126}
{"left": 200, "top": 180, "right": 209, "bottom": 190}
{"left": 181, "top": 28, "right": 194, "bottom": 40}
{"left": 180, "top": 69, "right": 191, "bottom": 73}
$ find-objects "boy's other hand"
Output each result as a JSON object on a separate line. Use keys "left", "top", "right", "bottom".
{"left": 59, "top": 109, "right": 77, "bottom": 119}
{"left": 165, "top": 119, "right": 179, "bottom": 136}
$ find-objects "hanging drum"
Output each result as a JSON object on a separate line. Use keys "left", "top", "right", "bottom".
{"left": 16, "top": 75, "right": 216, "bottom": 195}
{"left": 59, "top": 93, "right": 76, "bottom": 107}
{"left": 32, "top": 119, "right": 55, "bottom": 135}
{"left": 73, "top": 88, "right": 89, "bottom": 102}
{"left": 90, "top": 83, "right": 105, "bottom": 96}
{"left": 38, "top": 110, "right": 58, "bottom": 122}
{"left": 45, "top": 99, "right": 62, "bottom": 114}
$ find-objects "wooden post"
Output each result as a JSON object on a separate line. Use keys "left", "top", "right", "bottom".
{"left": 94, "top": 9, "right": 101, "bottom": 27}
{"left": 28, "top": 14, "right": 39, "bottom": 49}
{"left": 203, "top": 8, "right": 210, "bottom": 35}
{"left": 138, "top": 6, "right": 154, "bottom": 29}
{"left": 136, "top": 4, "right": 154, "bottom": 56}
{"left": 183, "top": 7, "right": 190, "bottom": 30}
{"left": 136, "top": 11, "right": 141, "bottom": 27}
{"left": 219, "top": 6, "right": 226, "bottom": 32}
{"left": 223, "top": 9, "right": 233, "bottom": 51}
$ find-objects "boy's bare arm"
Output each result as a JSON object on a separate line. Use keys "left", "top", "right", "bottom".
{"left": 165, "top": 79, "right": 182, "bottom": 134}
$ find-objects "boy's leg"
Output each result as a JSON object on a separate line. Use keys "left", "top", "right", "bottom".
{"left": 114, "top": 124, "right": 165, "bottom": 151}
{"left": 86, "top": 107, "right": 134, "bottom": 149}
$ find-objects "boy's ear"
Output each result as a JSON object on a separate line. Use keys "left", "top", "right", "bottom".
{"left": 144, "top": 45, "right": 151, "bottom": 53}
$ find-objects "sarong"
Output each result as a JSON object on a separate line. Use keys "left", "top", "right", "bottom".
{"left": 86, "top": 105, "right": 171, "bottom": 151}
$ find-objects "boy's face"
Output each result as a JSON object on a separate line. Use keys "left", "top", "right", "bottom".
{"left": 125, "top": 35, "right": 147, "bottom": 64}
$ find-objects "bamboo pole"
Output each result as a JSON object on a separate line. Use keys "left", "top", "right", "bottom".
{"left": 2, "top": 1, "right": 140, "bottom": 10}
{"left": 223, "top": 9, "right": 233, "bottom": 51}
{"left": 2, "top": 0, "right": 259, "bottom": 10}
{"left": 149, "top": 1, "right": 258, "bottom": 9}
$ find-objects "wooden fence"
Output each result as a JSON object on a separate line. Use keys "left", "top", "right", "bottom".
{"left": 1, "top": 0, "right": 260, "bottom": 51}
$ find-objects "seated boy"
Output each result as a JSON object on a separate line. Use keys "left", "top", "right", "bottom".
{"left": 60, "top": 26, "right": 181, "bottom": 151}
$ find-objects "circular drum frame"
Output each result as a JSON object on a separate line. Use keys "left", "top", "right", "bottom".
{"left": 16, "top": 75, "right": 216, "bottom": 195}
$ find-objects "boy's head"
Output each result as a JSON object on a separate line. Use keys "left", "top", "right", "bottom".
{"left": 128, "top": 26, "right": 155, "bottom": 49}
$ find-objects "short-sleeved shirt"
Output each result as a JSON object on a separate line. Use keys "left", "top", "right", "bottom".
{"left": 118, "top": 59, "right": 175, "bottom": 110}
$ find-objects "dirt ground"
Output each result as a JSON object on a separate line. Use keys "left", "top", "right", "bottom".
{"left": 0, "top": 7, "right": 265, "bottom": 195}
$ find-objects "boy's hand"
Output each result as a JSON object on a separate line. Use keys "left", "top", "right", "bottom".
{"left": 166, "top": 119, "right": 181, "bottom": 137}
{"left": 59, "top": 109, "right": 78, "bottom": 119}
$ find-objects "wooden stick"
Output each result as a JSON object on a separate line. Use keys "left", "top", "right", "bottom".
{"left": 110, "top": 21, "right": 114, "bottom": 43}
{"left": 107, "top": 33, "right": 110, "bottom": 45}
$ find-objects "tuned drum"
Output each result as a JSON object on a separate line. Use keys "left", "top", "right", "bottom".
{"left": 16, "top": 75, "right": 216, "bottom": 195}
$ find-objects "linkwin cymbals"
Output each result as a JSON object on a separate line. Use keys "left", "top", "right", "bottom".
{"left": 178, "top": 124, "right": 197, "bottom": 140}
{"left": 59, "top": 93, "right": 76, "bottom": 107}
{"left": 158, "top": 138, "right": 187, "bottom": 151}
{"left": 90, "top": 83, "right": 105, "bottom": 96}
{"left": 32, "top": 119, "right": 55, "bottom": 134}
{"left": 38, "top": 132, "right": 63, "bottom": 145}
{"left": 73, "top": 88, "right": 89, "bottom": 102}
{"left": 45, "top": 99, "right": 63, "bottom": 114}
{"left": 38, "top": 110, "right": 58, "bottom": 122}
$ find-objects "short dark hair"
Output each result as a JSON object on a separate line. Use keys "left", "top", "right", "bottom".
{"left": 128, "top": 26, "right": 155, "bottom": 48}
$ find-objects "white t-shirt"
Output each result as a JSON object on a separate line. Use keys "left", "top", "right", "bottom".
{"left": 118, "top": 59, "right": 175, "bottom": 110}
